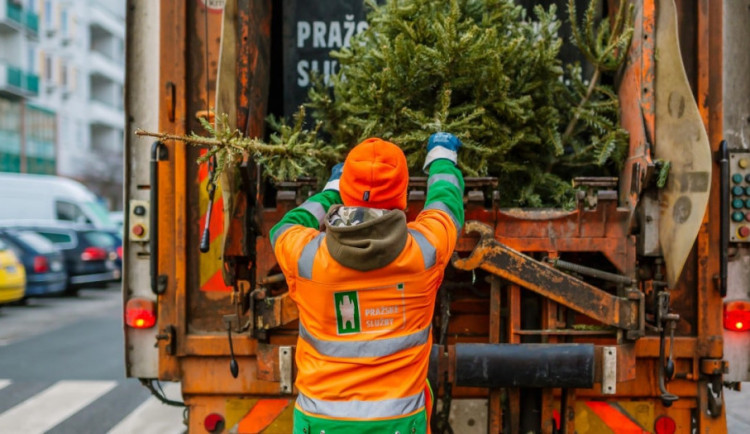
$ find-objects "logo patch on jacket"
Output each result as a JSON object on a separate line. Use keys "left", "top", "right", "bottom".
{"left": 334, "top": 284, "right": 406, "bottom": 335}
{"left": 334, "top": 291, "right": 361, "bottom": 334}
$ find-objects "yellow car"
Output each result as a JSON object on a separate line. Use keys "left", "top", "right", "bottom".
{"left": 0, "top": 238, "right": 26, "bottom": 305}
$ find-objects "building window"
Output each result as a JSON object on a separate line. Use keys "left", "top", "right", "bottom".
{"left": 27, "top": 47, "right": 36, "bottom": 74}
{"left": 55, "top": 201, "right": 87, "bottom": 223}
{"left": 60, "top": 61, "right": 67, "bottom": 87}
{"left": 24, "top": 106, "right": 57, "bottom": 175}
{"left": 61, "top": 8, "right": 68, "bottom": 37}
{"left": 0, "top": 98, "right": 21, "bottom": 132}
{"left": 68, "top": 67, "right": 76, "bottom": 91}
{"left": 44, "top": 54, "right": 53, "bottom": 82}
{"left": 44, "top": 0, "right": 54, "bottom": 32}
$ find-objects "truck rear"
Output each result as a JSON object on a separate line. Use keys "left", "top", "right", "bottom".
{"left": 123, "top": 1, "right": 749, "bottom": 432}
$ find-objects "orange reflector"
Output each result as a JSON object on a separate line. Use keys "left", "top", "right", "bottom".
{"left": 724, "top": 300, "right": 750, "bottom": 332}
{"left": 654, "top": 415, "right": 676, "bottom": 434}
{"left": 125, "top": 298, "right": 156, "bottom": 329}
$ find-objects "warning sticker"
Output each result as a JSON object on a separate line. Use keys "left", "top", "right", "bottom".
{"left": 333, "top": 283, "right": 406, "bottom": 335}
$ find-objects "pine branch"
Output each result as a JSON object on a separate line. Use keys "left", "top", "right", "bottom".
{"left": 136, "top": 112, "right": 345, "bottom": 183}
{"left": 562, "top": 0, "right": 633, "bottom": 145}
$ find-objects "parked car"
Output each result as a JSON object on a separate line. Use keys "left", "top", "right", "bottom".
{"left": 0, "top": 221, "right": 119, "bottom": 294}
{"left": 101, "top": 229, "right": 122, "bottom": 281}
{"left": 109, "top": 211, "right": 124, "bottom": 232}
{"left": 0, "top": 229, "right": 67, "bottom": 297}
{"left": 0, "top": 173, "right": 115, "bottom": 229}
{"left": 0, "top": 237, "right": 26, "bottom": 306}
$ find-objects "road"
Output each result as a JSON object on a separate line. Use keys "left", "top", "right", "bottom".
{"left": 0, "top": 285, "right": 748, "bottom": 433}
{"left": 726, "top": 386, "right": 750, "bottom": 433}
{"left": 0, "top": 285, "right": 184, "bottom": 434}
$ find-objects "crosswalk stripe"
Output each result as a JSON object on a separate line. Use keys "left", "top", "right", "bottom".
{"left": 46, "top": 381, "right": 152, "bottom": 434}
{"left": 0, "top": 380, "right": 10, "bottom": 391}
{"left": 0, "top": 380, "right": 117, "bottom": 434}
{"left": 107, "top": 382, "right": 185, "bottom": 434}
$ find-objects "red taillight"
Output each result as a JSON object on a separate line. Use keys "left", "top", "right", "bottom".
{"left": 654, "top": 415, "right": 676, "bottom": 434}
{"left": 33, "top": 256, "right": 49, "bottom": 273}
{"left": 81, "top": 246, "right": 108, "bottom": 261}
{"left": 125, "top": 298, "right": 156, "bottom": 329}
{"left": 724, "top": 300, "right": 750, "bottom": 332}
{"left": 116, "top": 246, "right": 123, "bottom": 259}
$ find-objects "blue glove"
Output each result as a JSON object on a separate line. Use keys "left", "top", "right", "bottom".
{"left": 323, "top": 163, "right": 344, "bottom": 192}
{"left": 423, "top": 132, "right": 462, "bottom": 172}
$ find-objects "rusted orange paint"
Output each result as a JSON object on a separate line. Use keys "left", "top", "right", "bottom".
{"left": 618, "top": 0, "right": 655, "bottom": 215}
{"left": 181, "top": 357, "right": 285, "bottom": 395}
{"left": 696, "top": 0, "right": 726, "bottom": 431}
{"left": 156, "top": 0, "right": 187, "bottom": 380}
{"left": 488, "top": 277, "right": 502, "bottom": 433}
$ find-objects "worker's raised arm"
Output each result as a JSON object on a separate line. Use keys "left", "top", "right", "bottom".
{"left": 413, "top": 133, "right": 465, "bottom": 264}
{"left": 269, "top": 164, "right": 343, "bottom": 278}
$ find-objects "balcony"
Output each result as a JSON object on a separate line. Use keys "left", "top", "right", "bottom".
{"left": 23, "top": 9, "right": 37, "bottom": 36}
{"left": 0, "top": 63, "right": 39, "bottom": 97}
{"left": 89, "top": 51, "right": 124, "bottom": 83}
{"left": 0, "top": 0, "right": 22, "bottom": 33}
{"left": 88, "top": 100, "right": 124, "bottom": 129}
{"left": 0, "top": 1, "right": 38, "bottom": 35}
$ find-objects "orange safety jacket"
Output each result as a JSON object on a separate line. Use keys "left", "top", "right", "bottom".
{"left": 271, "top": 160, "right": 464, "bottom": 433}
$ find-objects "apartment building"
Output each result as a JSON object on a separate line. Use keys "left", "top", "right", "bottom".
{"left": 0, "top": 0, "right": 50, "bottom": 174}
{"left": 0, "top": 0, "right": 124, "bottom": 209}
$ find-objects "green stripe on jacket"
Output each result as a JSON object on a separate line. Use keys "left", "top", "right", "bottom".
{"left": 424, "top": 159, "right": 465, "bottom": 228}
{"left": 270, "top": 190, "right": 342, "bottom": 240}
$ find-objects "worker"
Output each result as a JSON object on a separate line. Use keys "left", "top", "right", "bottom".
{"left": 270, "top": 132, "right": 464, "bottom": 433}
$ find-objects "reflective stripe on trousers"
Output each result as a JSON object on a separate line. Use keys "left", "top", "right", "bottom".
{"left": 296, "top": 389, "right": 426, "bottom": 419}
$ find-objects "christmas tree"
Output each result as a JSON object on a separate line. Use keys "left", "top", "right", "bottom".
{"left": 138, "top": 0, "right": 632, "bottom": 208}
{"left": 305, "top": 0, "right": 632, "bottom": 207}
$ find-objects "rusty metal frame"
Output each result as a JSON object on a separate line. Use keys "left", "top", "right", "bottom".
{"left": 453, "top": 221, "right": 644, "bottom": 335}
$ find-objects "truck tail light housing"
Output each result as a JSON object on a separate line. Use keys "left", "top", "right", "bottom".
{"left": 33, "top": 256, "right": 49, "bottom": 273}
{"left": 81, "top": 246, "right": 108, "bottom": 261}
{"left": 125, "top": 298, "right": 156, "bottom": 329}
{"left": 724, "top": 300, "right": 750, "bottom": 332}
{"left": 654, "top": 415, "right": 676, "bottom": 434}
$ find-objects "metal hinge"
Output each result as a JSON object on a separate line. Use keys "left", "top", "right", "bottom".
{"left": 156, "top": 274, "right": 168, "bottom": 295}
{"left": 155, "top": 325, "right": 176, "bottom": 356}
{"left": 701, "top": 359, "right": 729, "bottom": 376}
{"left": 279, "top": 346, "right": 293, "bottom": 394}
{"left": 602, "top": 346, "right": 617, "bottom": 395}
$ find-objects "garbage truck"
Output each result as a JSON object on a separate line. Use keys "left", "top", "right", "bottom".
{"left": 123, "top": 0, "right": 749, "bottom": 432}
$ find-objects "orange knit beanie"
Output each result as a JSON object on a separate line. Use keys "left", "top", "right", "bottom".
{"left": 339, "top": 138, "right": 409, "bottom": 210}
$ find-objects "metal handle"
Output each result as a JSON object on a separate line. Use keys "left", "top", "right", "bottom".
{"left": 718, "top": 140, "right": 728, "bottom": 297}
{"left": 657, "top": 313, "right": 679, "bottom": 407}
{"left": 199, "top": 156, "right": 217, "bottom": 253}
{"left": 199, "top": 201, "right": 213, "bottom": 253}
{"left": 150, "top": 141, "right": 168, "bottom": 295}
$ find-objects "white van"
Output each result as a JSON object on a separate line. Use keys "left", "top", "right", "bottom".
{"left": 0, "top": 173, "right": 114, "bottom": 229}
